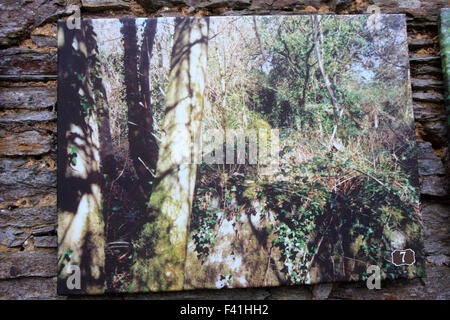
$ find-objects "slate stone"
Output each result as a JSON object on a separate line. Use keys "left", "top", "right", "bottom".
{"left": 0, "top": 206, "right": 57, "bottom": 228}
{"left": 197, "top": 0, "right": 252, "bottom": 10}
{"left": 421, "top": 176, "right": 448, "bottom": 197}
{"left": 423, "top": 121, "right": 448, "bottom": 147}
{"left": 440, "top": 8, "right": 450, "bottom": 147}
{"left": 0, "top": 48, "right": 57, "bottom": 80}
{"left": 417, "top": 141, "right": 438, "bottom": 160}
{"left": 0, "top": 87, "right": 56, "bottom": 110}
{"left": 0, "top": 189, "right": 55, "bottom": 207}
{"left": 413, "top": 104, "right": 446, "bottom": 122}
{"left": 0, "top": 111, "right": 56, "bottom": 124}
{"left": 408, "top": 38, "right": 435, "bottom": 49}
{"left": 0, "top": 227, "right": 30, "bottom": 247}
{"left": 0, "top": 250, "right": 57, "bottom": 279}
{"left": 32, "top": 225, "right": 56, "bottom": 236}
{"left": 409, "top": 55, "right": 441, "bottom": 64}
{"left": 416, "top": 142, "right": 446, "bottom": 175}
{"left": 427, "top": 254, "right": 449, "bottom": 266}
{"left": 0, "top": 158, "right": 56, "bottom": 189}
{"left": 31, "top": 34, "right": 57, "bottom": 47}
{"left": 412, "top": 65, "right": 442, "bottom": 76}
{"left": 412, "top": 92, "right": 444, "bottom": 103}
{"left": 0, "top": 130, "right": 53, "bottom": 156}
{"left": 411, "top": 78, "right": 443, "bottom": 90}
{"left": 407, "top": 17, "right": 439, "bottom": 28}
{"left": 81, "top": 0, "right": 130, "bottom": 11}
{"left": 136, "top": 0, "right": 186, "bottom": 11}
{"left": 0, "top": 277, "right": 60, "bottom": 300}
{"left": 422, "top": 203, "right": 449, "bottom": 256}
{"left": 371, "top": 0, "right": 447, "bottom": 18}
{"left": 0, "top": 75, "right": 57, "bottom": 82}
{"left": 332, "top": 0, "right": 352, "bottom": 12}
{"left": 0, "top": 0, "right": 73, "bottom": 48}
{"left": 34, "top": 235, "right": 57, "bottom": 248}
{"left": 418, "top": 159, "right": 446, "bottom": 176}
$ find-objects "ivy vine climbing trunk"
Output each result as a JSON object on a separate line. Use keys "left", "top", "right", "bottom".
{"left": 129, "top": 17, "right": 209, "bottom": 292}
{"left": 57, "top": 20, "right": 106, "bottom": 294}
{"left": 121, "top": 18, "right": 159, "bottom": 202}
{"left": 312, "top": 16, "right": 343, "bottom": 148}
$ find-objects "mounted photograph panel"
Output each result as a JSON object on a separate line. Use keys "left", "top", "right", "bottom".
{"left": 57, "top": 14, "right": 424, "bottom": 294}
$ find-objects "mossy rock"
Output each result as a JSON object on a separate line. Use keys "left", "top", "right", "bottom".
{"left": 248, "top": 119, "right": 271, "bottom": 131}
{"left": 243, "top": 186, "right": 258, "bottom": 200}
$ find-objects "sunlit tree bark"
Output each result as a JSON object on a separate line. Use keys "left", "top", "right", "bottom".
{"left": 57, "top": 21, "right": 106, "bottom": 294}
{"left": 95, "top": 76, "right": 116, "bottom": 184}
{"left": 129, "top": 17, "right": 209, "bottom": 292}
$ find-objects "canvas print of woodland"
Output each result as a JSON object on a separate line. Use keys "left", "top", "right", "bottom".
{"left": 57, "top": 15, "right": 425, "bottom": 294}
{"left": 440, "top": 8, "right": 450, "bottom": 131}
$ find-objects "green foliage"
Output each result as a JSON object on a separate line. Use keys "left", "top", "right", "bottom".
{"left": 192, "top": 131, "right": 421, "bottom": 283}
{"left": 69, "top": 145, "right": 78, "bottom": 166}
{"left": 267, "top": 150, "right": 421, "bottom": 283}
{"left": 191, "top": 197, "right": 219, "bottom": 255}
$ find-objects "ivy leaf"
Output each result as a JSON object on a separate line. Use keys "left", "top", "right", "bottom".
{"left": 69, "top": 145, "right": 78, "bottom": 154}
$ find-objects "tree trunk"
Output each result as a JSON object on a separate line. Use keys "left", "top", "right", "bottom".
{"left": 312, "top": 16, "right": 342, "bottom": 148}
{"left": 121, "top": 18, "right": 159, "bottom": 201}
{"left": 95, "top": 80, "right": 116, "bottom": 184}
{"left": 57, "top": 20, "right": 106, "bottom": 294}
{"left": 92, "top": 36, "right": 117, "bottom": 248}
{"left": 129, "top": 17, "right": 209, "bottom": 292}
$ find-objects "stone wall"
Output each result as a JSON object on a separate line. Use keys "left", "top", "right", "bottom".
{"left": 0, "top": 0, "right": 448, "bottom": 300}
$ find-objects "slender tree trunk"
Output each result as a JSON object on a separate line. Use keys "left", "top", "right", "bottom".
{"left": 313, "top": 16, "right": 342, "bottom": 148}
{"left": 57, "top": 21, "right": 106, "bottom": 294}
{"left": 121, "top": 18, "right": 159, "bottom": 201}
{"left": 301, "top": 43, "right": 314, "bottom": 106}
{"left": 129, "top": 17, "right": 209, "bottom": 292}
{"left": 136, "top": 18, "right": 159, "bottom": 192}
{"left": 253, "top": 16, "right": 267, "bottom": 62}
{"left": 92, "top": 44, "right": 117, "bottom": 247}
{"left": 93, "top": 73, "right": 116, "bottom": 182}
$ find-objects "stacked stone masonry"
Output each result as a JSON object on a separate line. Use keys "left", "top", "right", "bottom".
{"left": 0, "top": 0, "right": 448, "bottom": 299}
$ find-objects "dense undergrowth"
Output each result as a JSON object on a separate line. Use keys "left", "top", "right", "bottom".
{"left": 189, "top": 130, "right": 425, "bottom": 283}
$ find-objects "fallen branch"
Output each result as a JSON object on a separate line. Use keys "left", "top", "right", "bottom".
{"left": 138, "top": 156, "right": 156, "bottom": 178}
{"left": 352, "top": 168, "right": 386, "bottom": 188}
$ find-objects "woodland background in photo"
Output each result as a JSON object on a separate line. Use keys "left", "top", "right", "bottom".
{"left": 57, "top": 15, "right": 425, "bottom": 295}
